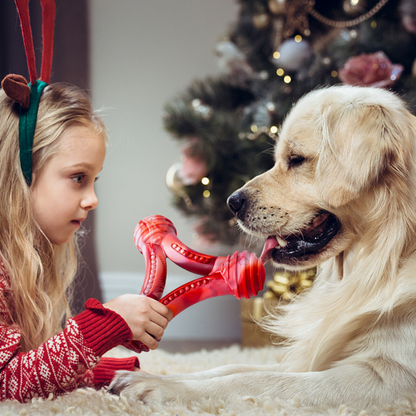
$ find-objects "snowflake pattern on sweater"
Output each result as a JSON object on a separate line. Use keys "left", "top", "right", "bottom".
{"left": 0, "top": 261, "right": 139, "bottom": 402}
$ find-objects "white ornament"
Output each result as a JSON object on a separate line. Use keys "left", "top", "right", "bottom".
{"left": 271, "top": 38, "right": 312, "bottom": 71}
{"left": 214, "top": 41, "right": 254, "bottom": 77}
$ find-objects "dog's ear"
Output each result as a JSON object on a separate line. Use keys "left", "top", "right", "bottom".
{"left": 316, "top": 101, "right": 414, "bottom": 208}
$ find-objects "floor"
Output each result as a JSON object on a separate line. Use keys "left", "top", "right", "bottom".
{"left": 159, "top": 339, "right": 238, "bottom": 353}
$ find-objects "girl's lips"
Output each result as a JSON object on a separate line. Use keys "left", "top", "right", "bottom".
{"left": 71, "top": 218, "right": 85, "bottom": 226}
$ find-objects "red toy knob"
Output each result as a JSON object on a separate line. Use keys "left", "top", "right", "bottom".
{"left": 134, "top": 215, "right": 176, "bottom": 300}
{"left": 134, "top": 215, "right": 176, "bottom": 252}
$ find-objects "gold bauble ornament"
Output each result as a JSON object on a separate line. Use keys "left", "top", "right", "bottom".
{"left": 166, "top": 163, "right": 194, "bottom": 209}
{"left": 268, "top": 0, "right": 287, "bottom": 15}
{"left": 166, "top": 163, "right": 184, "bottom": 194}
{"left": 253, "top": 13, "right": 271, "bottom": 29}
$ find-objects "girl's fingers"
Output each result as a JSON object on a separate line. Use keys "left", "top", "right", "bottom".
{"left": 144, "top": 320, "right": 165, "bottom": 340}
{"left": 150, "top": 300, "right": 173, "bottom": 321}
{"left": 148, "top": 309, "right": 169, "bottom": 330}
{"left": 137, "top": 331, "right": 159, "bottom": 350}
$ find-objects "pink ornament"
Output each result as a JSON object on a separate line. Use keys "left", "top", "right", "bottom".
{"left": 178, "top": 156, "right": 208, "bottom": 185}
{"left": 178, "top": 138, "right": 208, "bottom": 185}
{"left": 129, "top": 215, "right": 266, "bottom": 353}
{"left": 338, "top": 52, "right": 404, "bottom": 88}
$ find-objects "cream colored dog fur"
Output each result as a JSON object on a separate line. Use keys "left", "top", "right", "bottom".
{"left": 110, "top": 85, "right": 416, "bottom": 408}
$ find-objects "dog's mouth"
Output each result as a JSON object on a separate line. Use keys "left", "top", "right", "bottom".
{"left": 260, "top": 211, "right": 341, "bottom": 264}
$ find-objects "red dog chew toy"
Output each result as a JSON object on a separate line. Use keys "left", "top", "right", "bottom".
{"left": 129, "top": 215, "right": 266, "bottom": 353}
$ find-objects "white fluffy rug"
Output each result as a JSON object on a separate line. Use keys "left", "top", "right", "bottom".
{"left": 1, "top": 345, "right": 416, "bottom": 415}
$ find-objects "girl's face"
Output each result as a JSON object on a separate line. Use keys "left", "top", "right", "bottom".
{"left": 31, "top": 125, "right": 106, "bottom": 245}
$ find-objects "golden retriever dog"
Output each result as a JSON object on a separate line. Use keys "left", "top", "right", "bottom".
{"left": 110, "top": 85, "right": 416, "bottom": 408}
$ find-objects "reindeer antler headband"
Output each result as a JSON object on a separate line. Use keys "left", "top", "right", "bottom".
{"left": 1, "top": 0, "right": 56, "bottom": 186}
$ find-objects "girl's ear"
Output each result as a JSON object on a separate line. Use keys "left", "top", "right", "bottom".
{"left": 316, "top": 103, "right": 413, "bottom": 208}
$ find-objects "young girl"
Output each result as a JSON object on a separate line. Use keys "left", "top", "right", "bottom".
{"left": 0, "top": 82, "right": 172, "bottom": 402}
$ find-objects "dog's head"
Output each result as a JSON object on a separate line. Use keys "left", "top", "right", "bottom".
{"left": 228, "top": 86, "right": 416, "bottom": 270}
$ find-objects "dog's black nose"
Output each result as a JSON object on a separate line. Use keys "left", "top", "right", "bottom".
{"left": 227, "top": 191, "right": 245, "bottom": 215}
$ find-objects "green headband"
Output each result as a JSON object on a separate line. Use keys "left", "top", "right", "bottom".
{"left": 19, "top": 80, "right": 48, "bottom": 186}
{"left": 2, "top": 0, "right": 56, "bottom": 186}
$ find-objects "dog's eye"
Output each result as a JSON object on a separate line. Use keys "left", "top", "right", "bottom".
{"left": 288, "top": 155, "right": 306, "bottom": 168}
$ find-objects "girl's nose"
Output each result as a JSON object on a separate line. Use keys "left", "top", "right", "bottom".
{"left": 81, "top": 187, "right": 99, "bottom": 211}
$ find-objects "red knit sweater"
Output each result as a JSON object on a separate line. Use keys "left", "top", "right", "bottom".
{"left": 0, "top": 262, "right": 140, "bottom": 402}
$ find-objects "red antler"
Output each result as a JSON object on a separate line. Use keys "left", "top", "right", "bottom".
{"left": 40, "top": 0, "right": 55, "bottom": 83}
{"left": 13, "top": 0, "right": 56, "bottom": 85}
{"left": 14, "top": 0, "right": 37, "bottom": 85}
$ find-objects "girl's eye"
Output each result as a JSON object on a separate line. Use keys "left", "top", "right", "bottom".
{"left": 71, "top": 174, "right": 86, "bottom": 184}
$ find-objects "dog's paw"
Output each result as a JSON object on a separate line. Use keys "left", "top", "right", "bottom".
{"left": 109, "top": 371, "right": 188, "bottom": 404}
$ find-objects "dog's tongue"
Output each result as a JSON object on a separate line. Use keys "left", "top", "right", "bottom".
{"left": 260, "top": 236, "right": 279, "bottom": 263}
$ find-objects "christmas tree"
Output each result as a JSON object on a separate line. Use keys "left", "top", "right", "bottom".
{"left": 164, "top": 0, "right": 416, "bottom": 247}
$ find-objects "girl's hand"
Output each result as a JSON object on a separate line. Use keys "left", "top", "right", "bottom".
{"left": 104, "top": 294, "right": 173, "bottom": 350}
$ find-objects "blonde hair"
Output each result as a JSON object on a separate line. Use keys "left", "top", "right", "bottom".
{"left": 0, "top": 83, "right": 106, "bottom": 351}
